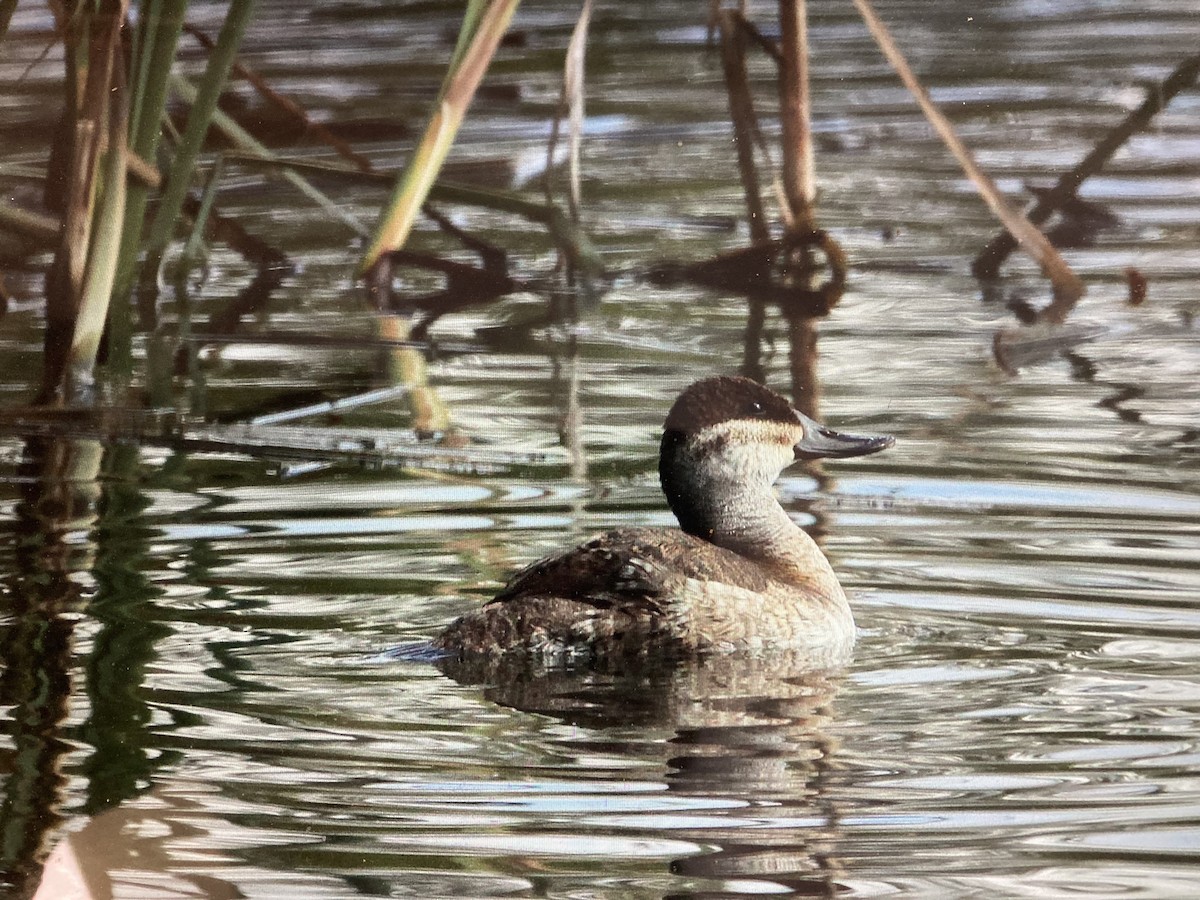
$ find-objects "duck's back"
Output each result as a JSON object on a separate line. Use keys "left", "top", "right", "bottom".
{"left": 433, "top": 527, "right": 853, "bottom": 660}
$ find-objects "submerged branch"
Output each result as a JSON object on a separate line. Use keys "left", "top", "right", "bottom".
{"left": 168, "top": 74, "right": 368, "bottom": 237}
{"left": 224, "top": 154, "right": 605, "bottom": 277}
{"left": 248, "top": 385, "right": 412, "bottom": 426}
{"left": 0, "top": 407, "right": 563, "bottom": 474}
{"left": 178, "top": 331, "right": 479, "bottom": 354}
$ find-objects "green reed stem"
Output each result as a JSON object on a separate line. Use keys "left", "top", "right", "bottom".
{"left": 168, "top": 74, "right": 367, "bottom": 236}
{"left": 110, "top": 0, "right": 188, "bottom": 358}
{"left": 180, "top": 154, "right": 224, "bottom": 274}
{"left": 358, "top": 0, "right": 521, "bottom": 275}
{"left": 143, "top": 0, "right": 256, "bottom": 268}
{"left": 69, "top": 103, "right": 128, "bottom": 398}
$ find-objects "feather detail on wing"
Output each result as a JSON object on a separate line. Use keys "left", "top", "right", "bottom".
{"left": 489, "top": 530, "right": 674, "bottom": 616}
{"left": 488, "top": 526, "right": 772, "bottom": 612}
{"left": 434, "top": 528, "right": 785, "bottom": 658}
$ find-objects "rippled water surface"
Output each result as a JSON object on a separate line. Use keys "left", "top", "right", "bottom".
{"left": 2, "top": 1, "right": 1199, "bottom": 897}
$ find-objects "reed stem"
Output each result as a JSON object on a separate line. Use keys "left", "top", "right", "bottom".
{"left": 112, "top": 0, "right": 187, "bottom": 309}
{"left": 143, "top": 0, "right": 257, "bottom": 269}
{"left": 359, "top": 0, "right": 521, "bottom": 275}
{"left": 778, "top": 0, "right": 815, "bottom": 231}
{"left": 851, "top": 0, "right": 1083, "bottom": 304}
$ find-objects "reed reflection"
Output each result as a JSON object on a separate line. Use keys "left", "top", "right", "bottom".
{"left": 80, "top": 444, "right": 174, "bottom": 814}
{"left": 0, "top": 437, "right": 171, "bottom": 896}
{"left": 0, "top": 436, "right": 100, "bottom": 896}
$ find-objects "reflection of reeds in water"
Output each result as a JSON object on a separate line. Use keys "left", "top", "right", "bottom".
{"left": 1, "top": 439, "right": 183, "bottom": 894}
{"left": 5, "top": 0, "right": 607, "bottom": 410}
{"left": 2, "top": 0, "right": 1192, "bottom": 414}
{"left": 0, "top": 437, "right": 100, "bottom": 894}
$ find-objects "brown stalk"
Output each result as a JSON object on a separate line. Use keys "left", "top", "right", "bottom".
{"left": 560, "top": 0, "right": 593, "bottom": 222}
{"left": 42, "top": 3, "right": 126, "bottom": 402}
{"left": 974, "top": 54, "right": 1200, "bottom": 279}
{"left": 0, "top": 201, "right": 61, "bottom": 245}
{"left": 851, "top": 0, "right": 1084, "bottom": 308}
{"left": 778, "top": 0, "right": 815, "bottom": 232}
{"left": 124, "top": 150, "right": 161, "bottom": 188}
{"left": 717, "top": 9, "right": 770, "bottom": 244}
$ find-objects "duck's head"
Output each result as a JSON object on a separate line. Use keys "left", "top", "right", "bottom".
{"left": 659, "top": 375, "right": 893, "bottom": 538}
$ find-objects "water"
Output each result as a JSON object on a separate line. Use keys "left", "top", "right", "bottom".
{"left": 2, "top": 1, "right": 1199, "bottom": 896}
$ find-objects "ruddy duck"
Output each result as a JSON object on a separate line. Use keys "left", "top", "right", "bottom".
{"left": 434, "top": 375, "right": 893, "bottom": 662}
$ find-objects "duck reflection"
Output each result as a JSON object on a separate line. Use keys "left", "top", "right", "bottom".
{"left": 439, "top": 651, "right": 847, "bottom": 897}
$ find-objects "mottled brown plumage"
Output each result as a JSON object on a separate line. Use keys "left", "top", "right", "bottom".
{"left": 434, "top": 376, "right": 893, "bottom": 663}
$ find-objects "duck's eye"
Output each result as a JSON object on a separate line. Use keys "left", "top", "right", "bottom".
{"left": 747, "top": 400, "right": 766, "bottom": 417}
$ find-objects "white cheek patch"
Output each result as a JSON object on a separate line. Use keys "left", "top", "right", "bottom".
{"left": 694, "top": 420, "right": 799, "bottom": 480}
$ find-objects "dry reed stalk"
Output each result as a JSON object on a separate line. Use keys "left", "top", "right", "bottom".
{"left": 41, "top": 1, "right": 128, "bottom": 402}
{"left": 0, "top": 201, "right": 60, "bottom": 245}
{"left": 851, "top": 0, "right": 1084, "bottom": 306}
{"left": 68, "top": 76, "right": 129, "bottom": 396}
{"left": 718, "top": 9, "right": 770, "bottom": 244}
{"left": 563, "top": 0, "right": 591, "bottom": 222}
{"left": 974, "top": 53, "right": 1200, "bottom": 278}
{"left": 778, "top": 0, "right": 815, "bottom": 231}
{"left": 359, "top": 0, "right": 521, "bottom": 276}
{"left": 544, "top": 0, "right": 592, "bottom": 224}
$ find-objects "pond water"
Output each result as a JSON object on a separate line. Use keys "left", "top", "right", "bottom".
{"left": 2, "top": 1, "right": 1200, "bottom": 897}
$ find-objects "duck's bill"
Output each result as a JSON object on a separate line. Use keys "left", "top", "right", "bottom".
{"left": 794, "top": 414, "right": 895, "bottom": 460}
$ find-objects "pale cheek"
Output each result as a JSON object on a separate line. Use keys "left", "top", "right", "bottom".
{"left": 716, "top": 444, "right": 792, "bottom": 482}
{"left": 693, "top": 422, "right": 798, "bottom": 483}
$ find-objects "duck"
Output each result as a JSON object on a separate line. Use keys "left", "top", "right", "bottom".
{"left": 433, "top": 375, "right": 893, "bottom": 663}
